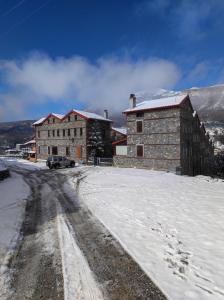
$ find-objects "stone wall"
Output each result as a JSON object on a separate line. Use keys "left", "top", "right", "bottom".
{"left": 124, "top": 107, "right": 181, "bottom": 172}
{"left": 35, "top": 113, "right": 87, "bottom": 162}
{"left": 35, "top": 112, "right": 112, "bottom": 162}
{"left": 113, "top": 156, "right": 180, "bottom": 172}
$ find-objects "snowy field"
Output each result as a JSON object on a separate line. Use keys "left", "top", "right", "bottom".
{"left": 79, "top": 167, "right": 224, "bottom": 300}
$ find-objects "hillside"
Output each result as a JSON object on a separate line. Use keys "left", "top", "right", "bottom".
{"left": 0, "top": 120, "right": 35, "bottom": 150}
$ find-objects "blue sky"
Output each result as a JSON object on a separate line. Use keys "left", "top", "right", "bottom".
{"left": 0, "top": 0, "right": 224, "bottom": 121}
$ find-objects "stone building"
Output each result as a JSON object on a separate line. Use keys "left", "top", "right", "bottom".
{"left": 114, "top": 94, "right": 214, "bottom": 176}
{"left": 33, "top": 109, "right": 112, "bottom": 162}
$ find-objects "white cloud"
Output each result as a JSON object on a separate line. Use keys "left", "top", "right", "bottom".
{"left": 0, "top": 53, "right": 180, "bottom": 121}
{"left": 136, "top": 0, "right": 224, "bottom": 41}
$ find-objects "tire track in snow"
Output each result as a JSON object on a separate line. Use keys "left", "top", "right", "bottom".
{"left": 56, "top": 201, "right": 104, "bottom": 300}
{"left": 43, "top": 170, "right": 167, "bottom": 300}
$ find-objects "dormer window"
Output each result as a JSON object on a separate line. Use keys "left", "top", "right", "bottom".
{"left": 48, "top": 119, "right": 50, "bottom": 124}
{"left": 68, "top": 116, "right": 70, "bottom": 122}
{"left": 74, "top": 115, "right": 77, "bottom": 121}
{"left": 53, "top": 118, "right": 55, "bottom": 123}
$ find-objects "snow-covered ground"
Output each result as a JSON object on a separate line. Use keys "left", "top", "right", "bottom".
{"left": 1, "top": 157, "right": 47, "bottom": 170}
{"left": 78, "top": 167, "right": 224, "bottom": 300}
{"left": 0, "top": 159, "right": 7, "bottom": 171}
{"left": 0, "top": 171, "right": 30, "bottom": 296}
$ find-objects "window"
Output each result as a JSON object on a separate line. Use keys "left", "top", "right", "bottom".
{"left": 57, "top": 129, "right": 60, "bottom": 137}
{"left": 48, "top": 119, "right": 50, "bottom": 124}
{"left": 48, "top": 130, "right": 50, "bottom": 137}
{"left": 38, "top": 146, "right": 40, "bottom": 154}
{"left": 136, "top": 120, "right": 143, "bottom": 133}
{"left": 38, "top": 131, "right": 40, "bottom": 138}
{"left": 48, "top": 146, "right": 50, "bottom": 155}
{"left": 63, "top": 129, "right": 65, "bottom": 137}
{"left": 74, "top": 128, "right": 77, "bottom": 136}
{"left": 136, "top": 112, "right": 144, "bottom": 118}
{"left": 80, "top": 128, "right": 83, "bottom": 136}
{"left": 74, "top": 115, "right": 77, "bottom": 121}
{"left": 137, "top": 145, "right": 144, "bottom": 157}
{"left": 66, "top": 146, "right": 70, "bottom": 156}
{"left": 52, "top": 130, "right": 55, "bottom": 137}
{"left": 68, "top": 116, "right": 70, "bottom": 122}
{"left": 53, "top": 118, "right": 55, "bottom": 123}
{"left": 102, "top": 129, "right": 106, "bottom": 138}
{"left": 52, "top": 146, "right": 58, "bottom": 155}
{"left": 68, "top": 129, "right": 70, "bottom": 136}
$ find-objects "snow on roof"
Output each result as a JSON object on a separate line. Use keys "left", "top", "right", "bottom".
{"left": 52, "top": 113, "right": 64, "bottom": 119}
{"left": 23, "top": 139, "right": 36, "bottom": 145}
{"left": 33, "top": 117, "right": 45, "bottom": 125}
{"left": 124, "top": 94, "right": 188, "bottom": 113}
{"left": 33, "top": 113, "right": 64, "bottom": 126}
{"left": 72, "top": 109, "right": 112, "bottom": 122}
{"left": 112, "top": 127, "right": 127, "bottom": 135}
{"left": 33, "top": 109, "right": 112, "bottom": 126}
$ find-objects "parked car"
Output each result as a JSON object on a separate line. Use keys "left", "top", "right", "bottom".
{"left": 46, "top": 156, "right": 75, "bottom": 169}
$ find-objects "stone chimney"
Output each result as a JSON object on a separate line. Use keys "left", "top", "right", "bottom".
{"left": 104, "top": 109, "right": 109, "bottom": 119}
{"left": 129, "top": 93, "right": 136, "bottom": 108}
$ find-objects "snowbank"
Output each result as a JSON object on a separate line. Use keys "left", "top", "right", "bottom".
{"left": 0, "top": 172, "right": 30, "bottom": 297}
{"left": 79, "top": 167, "right": 224, "bottom": 300}
{"left": 0, "top": 160, "right": 7, "bottom": 172}
{"left": 2, "top": 158, "right": 47, "bottom": 170}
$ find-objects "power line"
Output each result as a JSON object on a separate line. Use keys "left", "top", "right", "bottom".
{"left": 1, "top": 0, "right": 27, "bottom": 18}
{"left": 0, "top": 0, "right": 52, "bottom": 39}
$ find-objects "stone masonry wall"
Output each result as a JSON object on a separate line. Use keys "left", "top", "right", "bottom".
{"left": 121, "top": 108, "right": 181, "bottom": 172}
{"left": 35, "top": 112, "right": 112, "bottom": 163}
{"left": 35, "top": 112, "right": 87, "bottom": 162}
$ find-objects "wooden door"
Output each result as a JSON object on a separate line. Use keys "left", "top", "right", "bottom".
{"left": 76, "top": 145, "right": 82, "bottom": 159}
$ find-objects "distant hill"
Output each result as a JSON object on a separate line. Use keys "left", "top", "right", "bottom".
{"left": 0, "top": 120, "right": 35, "bottom": 149}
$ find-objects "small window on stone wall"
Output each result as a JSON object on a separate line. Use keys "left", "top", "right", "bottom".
{"left": 66, "top": 146, "right": 70, "bottom": 156}
{"left": 68, "top": 129, "right": 70, "bottom": 136}
{"left": 57, "top": 129, "right": 60, "bottom": 137}
{"left": 80, "top": 128, "right": 83, "bottom": 136}
{"left": 63, "top": 129, "right": 65, "bottom": 137}
{"left": 52, "top": 130, "right": 55, "bottom": 137}
{"left": 137, "top": 145, "right": 144, "bottom": 157}
{"left": 136, "top": 120, "right": 143, "bottom": 133}
{"left": 136, "top": 112, "right": 144, "bottom": 118}
{"left": 48, "top": 146, "right": 50, "bottom": 155}
{"left": 74, "top": 128, "right": 77, "bottom": 136}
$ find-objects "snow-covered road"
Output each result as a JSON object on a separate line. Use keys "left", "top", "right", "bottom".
{"left": 0, "top": 159, "right": 166, "bottom": 300}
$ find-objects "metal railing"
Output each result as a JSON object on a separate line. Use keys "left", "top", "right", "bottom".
{"left": 88, "top": 157, "right": 113, "bottom": 166}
